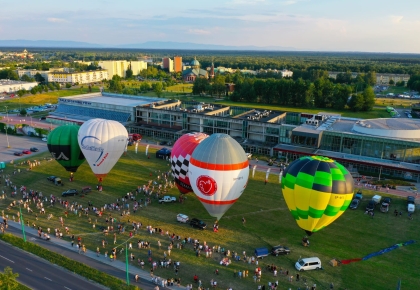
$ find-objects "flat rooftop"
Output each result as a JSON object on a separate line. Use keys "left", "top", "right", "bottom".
{"left": 359, "top": 118, "right": 420, "bottom": 130}
{"left": 236, "top": 110, "right": 284, "bottom": 122}
{"left": 59, "top": 92, "right": 167, "bottom": 108}
{"left": 0, "top": 80, "right": 37, "bottom": 86}
{"left": 330, "top": 119, "right": 357, "bottom": 133}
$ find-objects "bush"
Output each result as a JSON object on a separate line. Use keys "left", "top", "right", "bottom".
{"left": 66, "top": 83, "right": 72, "bottom": 88}
{"left": 0, "top": 234, "right": 140, "bottom": 290}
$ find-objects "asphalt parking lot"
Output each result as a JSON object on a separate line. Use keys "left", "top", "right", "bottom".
{"left": 0, "top": 134, "right": 49, "bottom": 163}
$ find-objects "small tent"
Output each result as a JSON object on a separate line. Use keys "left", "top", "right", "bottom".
{"left": 156, "top": 148, "right": 171, "bottom": 159}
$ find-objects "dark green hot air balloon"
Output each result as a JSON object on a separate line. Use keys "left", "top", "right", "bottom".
{"left": 47, "top": 125, "right": 85, "bottom": 173}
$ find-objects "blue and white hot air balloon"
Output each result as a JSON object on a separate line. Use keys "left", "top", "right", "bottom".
{"left": 77, "top": 118, "right": 128, "bottom": 182}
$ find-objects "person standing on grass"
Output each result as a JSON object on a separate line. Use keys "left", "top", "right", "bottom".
{"left": 135, "top": 274, "right": 139, "bottom": 282}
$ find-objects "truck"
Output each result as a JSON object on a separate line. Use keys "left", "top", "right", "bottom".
{"left": 159, "top": 196, "right": 177, "bottom": 204}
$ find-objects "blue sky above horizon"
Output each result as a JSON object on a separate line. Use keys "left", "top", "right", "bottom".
{"left": 1, "top": 0, "right": 419, "bottom": 52}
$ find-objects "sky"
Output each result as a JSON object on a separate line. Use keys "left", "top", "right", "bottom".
{"left": 0, "top": 0, "right": 419, "bottom": 52}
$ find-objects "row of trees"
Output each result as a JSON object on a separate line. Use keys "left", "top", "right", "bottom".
{"left": 192, "top": 75, "right": 375, "bottom": 112}
{"left": 106, "top": 75, "right": 165, "bottom": 97}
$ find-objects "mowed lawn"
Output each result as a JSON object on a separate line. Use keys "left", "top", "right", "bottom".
{"left": 1, "top": 144, "right": 419, "bottom": 290}
{"left": 1, "top": 87, "right": 101, "bottom": 112}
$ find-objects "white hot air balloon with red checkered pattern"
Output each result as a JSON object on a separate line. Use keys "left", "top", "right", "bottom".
{"left": 188, "top": 133, "right": 249, "bottom": 220}
{"left": 171, "top": 132, "right": 209, "bottom": 194}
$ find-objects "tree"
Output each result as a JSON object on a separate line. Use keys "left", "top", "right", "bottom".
{"left": 108, "top": 75, "right": 122, "bottom": 93}
{"left": 140, "top": 82, "right": 151, "bottom": 92}
{"left": 212, "top": 75, "right": 226, "bottom": 98}
{"left": 348, "top": 93, "right": 364, "bottom": 111}
{"left": 20, "top": 109, "right": 27, "bottom": 116}
{"left": 332, "top": 84, "right": 352, "bottom": 110}
{"left": 0, "top": 266, "right": 19, "bottom": 289}
{"left": 389, "top": 79, "right": 395, "bottom": 85}
{"left": 20, "top": 74, "right": 35, "bottom": 82}
{"left": 65, "top": 83, "right": 72, "bottom": 89}
{"left": 192, "top": 78, "right": 208, "bottom": 95}
{"left": 0, "top": 69, "right": 19, "bottom": 80}
{"left": 153, "top": 82, "right": 163, "bottom": 98}
{"left": 126, "top": 64, "right": 133, "bottom": 79}
{"left": 362, "top": 87, "right": 375, "bottom": 111}
{"left": 364, "top": 71, "right": 377, "bottom": 86}
{"left": 16, "top": 89, "right": 26, "bottom": 98}
{"left": 34, "top": 73, "right": 45, "bottom": 83}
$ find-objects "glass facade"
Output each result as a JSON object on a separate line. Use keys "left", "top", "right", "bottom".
{"left": 320, "top": 132, "right": 420, "bottom": 164}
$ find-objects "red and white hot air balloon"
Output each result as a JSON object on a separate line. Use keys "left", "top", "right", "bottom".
{"left": 171, "top": 132, "right": 208, "bottom": 194}
{"left": 188, "top": 133, "right": 249, "bottom": 220}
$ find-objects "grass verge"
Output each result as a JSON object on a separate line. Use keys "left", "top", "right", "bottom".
{"left": 0, "top": 234, "right": 139, "bottom": 290}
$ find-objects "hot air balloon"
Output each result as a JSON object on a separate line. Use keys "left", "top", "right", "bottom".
{"left": 188, "top": 133, "right": 249, "bottom": 220}
{"left": 77, "top": 118, "right": 128, "bottom": 183}
{"left": 171, "top": 132, "right": 208, "bottom": 194}
{"left": 47, "top": 125, "right": 85, "bottom": 174}
{"left": 281, "top": 156, "right": 354, "bottom": 235}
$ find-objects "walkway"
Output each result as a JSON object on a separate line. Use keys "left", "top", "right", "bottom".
{"left": 6, "top": 221, "right": 186, "bottom": 290}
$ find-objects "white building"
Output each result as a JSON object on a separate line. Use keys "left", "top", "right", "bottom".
{"left": 17, "top": 69, "right": 52, "bottom": 82}
{"left": 49, "top": 70, "right": 108, "bottom": 84}
{"left": 0, "top": 80, "right": 38, "bottom": 93}
{"left": 98, "top": 60, "right": 147, "bottom": 79}
{"left": 280, "top": 69, "right": 293, "bottom": 78}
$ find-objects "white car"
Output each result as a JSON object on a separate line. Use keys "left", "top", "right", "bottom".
{"left": 41, "top": 137, "right": 48, "bottom": 142}
{"left": 177, "top": 214, "right": 189, "bottom": 223}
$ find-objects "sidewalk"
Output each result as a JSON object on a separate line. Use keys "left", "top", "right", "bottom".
{"left": 7, "top": 221, "right": 186, "bottom": 290}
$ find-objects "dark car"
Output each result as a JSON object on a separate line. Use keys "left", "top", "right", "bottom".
{"left": 349, "top": 199, "right": 360, "bottom": 210}
{"left": 62, "top": 189, "right": 79, "bottom": 197}
{"left": 14, "top": 152, "right": 23, "bottom": 156}
{"left": 190, "top": 218, "right": 207, "bottom": 230}
{"left": 366, "top": 200, "right": 375, "bottom": 212}
{"left": 382, "top": 197, "right": 392, "bottom": 205}
{"left": 47, "top": 176, "right": 57, "bottom": 182}
{"left": 159, "top": 141, "right": 168, "bottom": 146}
{"left": 39, "top": 116, "right": 46, "bottom": 120}
{"left": 271, "top": 245, "right": 291, "bottom": 256}
{"left": 30, "top": 147, "right": 39, "bottom": 152}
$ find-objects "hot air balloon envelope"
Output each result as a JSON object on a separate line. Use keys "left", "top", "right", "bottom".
{"left": 171, "top": 132, "right": 208, "bottom": 194}
{"left": 189, "top": 133, "right": 249, "bottom": 220}
{"left": 281, "top": 156, "right": 354, "bottom": 235}
{"left": 47, "top": 125, "right": 85, "bottom": 172}
{"left": 77, "top": 118, "right": 128, "bottom": 182}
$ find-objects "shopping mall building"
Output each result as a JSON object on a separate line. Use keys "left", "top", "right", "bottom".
{"left": 50, "top": 92, "right": 420, "bottom": 181}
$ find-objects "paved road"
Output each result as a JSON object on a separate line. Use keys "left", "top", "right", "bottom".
{"left": 5, "top": 226, "right": 163, "bottom": 290}
{"left": 0, "top": 240, "right": 105, "bottom": 290}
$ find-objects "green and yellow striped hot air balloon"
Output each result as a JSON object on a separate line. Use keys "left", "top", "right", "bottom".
{"left": 282, "top": 156, "right": 354, "bottom": 235}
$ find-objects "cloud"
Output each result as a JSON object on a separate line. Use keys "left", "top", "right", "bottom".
{"left": 47, "top": 17, "right": 67, "bottom": 23}
{"left": 390, "top": 15, "right": 403, "bottom": 24}
{"left": 187, "top": 29, "right": 211, "bottom": 35}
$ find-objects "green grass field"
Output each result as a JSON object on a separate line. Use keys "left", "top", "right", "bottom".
{"left": 166, "top": 84, "right": 193, "bottom": 93}
{"left": 375, "top": 97, "right": 420, "bottom": 109}
{"left": 1, "top": 87, "right": 100, "bottom": 113}
{"left": 1, "top": 144, "right": 418, "bottom": 290}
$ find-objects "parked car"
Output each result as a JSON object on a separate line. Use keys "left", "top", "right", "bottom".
{"left": 271, "top": 245, "right": 290, "bottom": 256}
{"left": 62, "top": 189, "right": 79, "bottom": 197}
{"left": 355, "top": 190, "right": 363, "bottom": 200}
{"left": 22, "top": 150, "right": 31, "bottom": 154}
{"left": 295, "top": 257, "right": 322, "bottom": 271}
{"left": 14, "top": 152, "right": 23, "bottom": 156}
{"left": 41, "top": 137, "right": 48, "bottom": 142}
{"left": 177, "top": 214, "right": 189, "bottom": 223}
{"left": 159, "top": 141, "right": 168, "bottom": 146}
{"left": 81, "top": 186, "right": 92, "bottom": 194}
{"left": 372, "top": 195, "right": 382, "bottom": 205}
{"left": 407, "top": 196, "right": 416, "bottom": 213}
{"left": 159, "top": 196, "right": 176, "bottom": 204}
{"left": 47, "top": 176, "right": 57, "bottom": 182}
{"left": 190, "top": 218, "right": 207, "bottom": 230}
{"left": 366, "top": 200, "right": 376, "bottom": 212}
{"left": 349, "top": 199, "right": 360, "bottom": 210}
{"left": 30, "top": 147, "right": 39, "bottom": 152}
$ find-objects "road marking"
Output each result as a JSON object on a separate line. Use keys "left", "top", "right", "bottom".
{"left": 64, "top": 287, "right": 72, "bottom": 290}
{"left": 44, "top": 277, "right": 52, "bottom": 281}
{"left": 26, "top": 268, "right": 32, "bottom": 272}
{"left": 0, "top": 255, "right": 14, "bottom": 263}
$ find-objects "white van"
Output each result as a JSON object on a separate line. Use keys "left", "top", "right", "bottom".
{"left": 295, "top": 257, "right": 322, "bottom": 271}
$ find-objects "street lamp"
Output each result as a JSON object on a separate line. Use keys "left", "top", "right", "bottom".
{"left": 4, "top": 106, "right": 10, "bottom": 148}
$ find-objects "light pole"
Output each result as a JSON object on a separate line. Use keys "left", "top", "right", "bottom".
{"left": 4, "top": 106, "right": 10, "bottom": 148}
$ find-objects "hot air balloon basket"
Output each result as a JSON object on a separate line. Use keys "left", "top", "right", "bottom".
{"left": 329, "top": 259, "right": 341, "bottom": 267}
